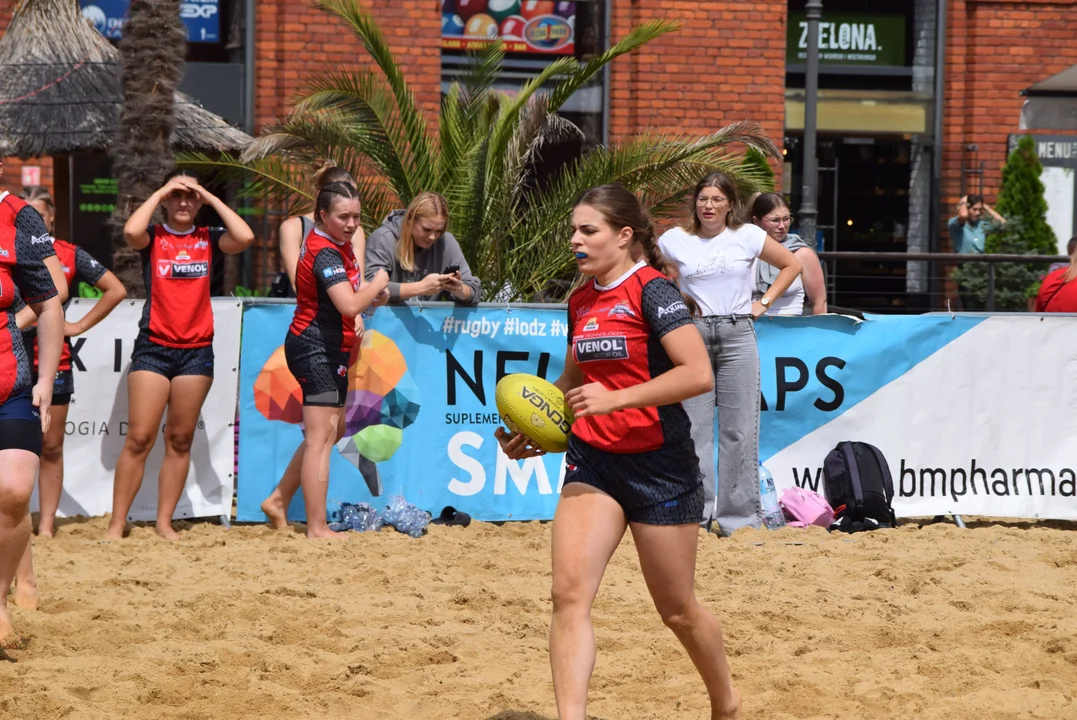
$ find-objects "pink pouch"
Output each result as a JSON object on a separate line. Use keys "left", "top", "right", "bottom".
{"left": 779, "top": 486, "right": 835, "bottom": 528}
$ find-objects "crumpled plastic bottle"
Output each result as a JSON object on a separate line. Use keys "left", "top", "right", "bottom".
{"left": 382, "top": 495, "right": 431, "bottom": 538}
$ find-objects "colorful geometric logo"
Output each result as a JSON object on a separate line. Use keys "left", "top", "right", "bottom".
{"left": 253, "top": 330, "right": 421, "bottom": 495}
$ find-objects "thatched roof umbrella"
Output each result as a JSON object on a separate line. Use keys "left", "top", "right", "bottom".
{"left": 0, "top": 0, "right": 251, "bottom": 157}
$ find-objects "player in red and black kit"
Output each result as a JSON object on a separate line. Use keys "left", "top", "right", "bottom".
{"left": 108, "top": 170, "right": 254, "bottom": 541}
{"left": 0, "top": 159, "right": 66, "bottom": 646}
{"left": 262, "top": 182, "right": 388, "bottom": 539}
{"left": 17, "top": 187, "right": 127, "bottom": 538}
{"left": 496, "top": 185, "right": 743, "bottom": 720}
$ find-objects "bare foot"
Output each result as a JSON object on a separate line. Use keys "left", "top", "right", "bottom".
{"left": 260, "top": 493, "right": 289, "bottom": 530}
{"left": 36, "top": 528, "right": 54, "bottom": 539}
{"left": 37, "top": 518, "right": 55, "bottom": 538}
{"left": 13, "top": 581, "right": 39, "bottom": 611}
{"left": 155, "top": 523, "right": 180, "bottom": 541}
{"left": 104, "top": 522, "right": 126, "bottom": 540}
{"left": 0, "top": 606, "right": 24, "bottom": 650}
{"left": 713, "top": 688, "right": 742, "bottom": 720}
{"left": 306, "top": 526, "right": 340, "bottom": 540}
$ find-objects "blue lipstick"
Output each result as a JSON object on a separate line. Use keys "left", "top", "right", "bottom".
{"left": 574, "top": 252, "right": 588, "bottom": 259}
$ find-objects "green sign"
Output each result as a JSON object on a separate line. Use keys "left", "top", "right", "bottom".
{"left": 787, "top": 13, "right": 906, "bottom": 67}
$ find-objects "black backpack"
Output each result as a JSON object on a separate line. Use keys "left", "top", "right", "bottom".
{"left": 822, "top": 441, "right": 897, "bottom": 532}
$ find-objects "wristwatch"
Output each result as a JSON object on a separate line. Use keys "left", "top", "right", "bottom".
{"left": 760, "top": 296, "right": 772, "bottom": 308}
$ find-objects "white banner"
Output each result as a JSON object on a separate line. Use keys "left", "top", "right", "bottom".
{"left": 761, "top": 315, "right": 1077, "bottom": 520}
{"left": 30, "top": 298, "right": 242, "bottom": 521}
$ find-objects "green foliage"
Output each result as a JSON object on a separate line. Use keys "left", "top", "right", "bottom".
{"left": 951, "top": 136, "right": 1057, "bottom": 310}
{"left": 737, "top": 146, "right": 775, "bottom": 195}
{"left": 78, "top": 281, "right": 103, "bottom": 299}
{"left": 178, "top": 0, "right": 779, "bottom": 301}
{"left": 233, "top": 285, "right": 266, "bottom": 298}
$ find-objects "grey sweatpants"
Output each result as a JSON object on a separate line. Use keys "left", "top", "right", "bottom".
{"left": 682, "top": 315, "right": 762, "bottom": 536}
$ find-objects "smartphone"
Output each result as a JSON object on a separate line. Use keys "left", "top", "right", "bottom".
{"left": 442, "top": 264, "right": 460, "bottom": 275}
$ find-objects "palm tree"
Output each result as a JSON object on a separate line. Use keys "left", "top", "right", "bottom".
{"left": 181, "top": 0, "right": 778, "bottom": 301}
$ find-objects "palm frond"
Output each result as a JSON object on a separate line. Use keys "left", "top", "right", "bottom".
{"left": 460, "top": 39, "right": 505, "bottom": 116}
{"left": 314, "top": 0, "right": 435, "bottom": 188}
{"left": 177, "top": 151, "right": 310, "bottom": 208}
{"left": 296, "top": 69, "right": 426, "bottom": 201}
{"left": 545, "top": 19, "right": 681, "bottom": 114}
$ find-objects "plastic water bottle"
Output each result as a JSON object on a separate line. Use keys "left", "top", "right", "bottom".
{"left": 383, "top": 495, "right": 431, "bottom": 538}
{"left": 759, "top": 463, "right": 786, "bottom": 530}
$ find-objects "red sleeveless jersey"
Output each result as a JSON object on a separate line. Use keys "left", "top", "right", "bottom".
{"left": 567, "top": 262, "right": 696, "bottom": 453}
{"left": 139, "top": 224, "right": 224, "bottom": 348}
{"left": 289, "top": 227, "right": 361, "bottom": 353}
{"left": 0, "top": 192, "right": 58, "bottom": 404}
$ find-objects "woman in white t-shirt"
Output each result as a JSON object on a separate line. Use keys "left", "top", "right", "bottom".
{"left": 658, "top": 172, "right": 801, "bottom": 535}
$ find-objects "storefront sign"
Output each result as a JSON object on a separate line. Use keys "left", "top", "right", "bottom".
{"left": 787, "top": 13, "right": 906, "bottom": 67}
{"left": 442, "top": 1, "right": 576, "bottom": 55}
{"left": 80, "top": 0, "right": 220, "bottom": 44}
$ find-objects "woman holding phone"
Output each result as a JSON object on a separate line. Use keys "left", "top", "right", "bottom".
{"left": 364, "top": 192, "right": 480, "bottom": 304}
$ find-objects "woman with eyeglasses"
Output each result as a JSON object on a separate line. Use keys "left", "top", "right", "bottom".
{"left": 750, "top": 193, "right": 827, "bottom": 316}
{"left": 658, "top": 172, "right": 801, "bottom": 536}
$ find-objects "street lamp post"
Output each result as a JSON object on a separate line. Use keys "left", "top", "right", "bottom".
{"left": 799, "top": 0, "right": 823, "bottom": 249}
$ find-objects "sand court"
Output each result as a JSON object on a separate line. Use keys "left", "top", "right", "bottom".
{"left": 2, "top": 516, "right": 1076, "bottom": 719}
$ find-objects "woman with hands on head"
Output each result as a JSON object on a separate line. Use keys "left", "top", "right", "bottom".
{"left": 495, "top": 184, "right": 742, "bottom": 720}
{"left": 108, "top": 169, "right": 254, "bottom": 541}
{"left": 364, "top": 191, "right": 479, "bottom": 305}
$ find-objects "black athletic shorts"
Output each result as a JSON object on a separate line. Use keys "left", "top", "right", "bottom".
{"left": 284, "top": 332, "right": 349, "bottom": 408}
{"left": 130, "top": 333, "right": 214, "bottom": 379}
{"left": 0, "top": 390, "right": 43, "bottom": 455}
{"left": 564, "top": 436, "right": 705, "bottom": 525}
{"left": 31, "top": 369, "right": 74, "bottom": 406}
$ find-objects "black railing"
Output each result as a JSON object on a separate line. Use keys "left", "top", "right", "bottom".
{"left": 816, "top": 251, "right": 1070, "bottom": 313}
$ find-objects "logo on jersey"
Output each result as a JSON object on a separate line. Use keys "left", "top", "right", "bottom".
{"left": 323, "top": 266, "right": 346, "bottom": 279}
{"left": 60, "top": 263, "right": 71, "bottom": 275}
{"left": 160, "top": 250, "right": 209, "bottom": 278}
{"left": 193, "top": 240, "right": 210, "bottom": 249}
{"left": 576, "top": 305, "right": 592, "bottom": 319}
{"left": 607, "top": 302, "right": 636, "bottom": 318}
{"left": 337, "top": 365, "right": 348, "bottom": 377}
{"left": 0, "top": 247, "right": 8, "bottom": 257}
{"left": 31, "top": 234, "right": 52, "bottom": 245}
{"left": 582, "top": 317, "right": 599, "bottom": 333}
{"left": 656, "top": 301, "right": 688, "bottom": 318}
{"left": 574, "top": 336, "right": 629, "bottom": 362}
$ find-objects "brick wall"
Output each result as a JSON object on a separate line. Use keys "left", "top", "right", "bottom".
{"left": 608, "top": 1, "right": 787, "bottom": 146}
{"left": 942, "top": 0, "right": 1077, "bottom": 243}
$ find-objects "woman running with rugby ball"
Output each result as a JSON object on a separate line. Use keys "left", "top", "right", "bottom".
{"left": 277, "top": 182, "right": 387, "bottom": 538}
{"left": 109, "top": 170, "right": 254, "bottom": 540}
{"left": 496, "top": 184, "right": 741, "bottom": 720}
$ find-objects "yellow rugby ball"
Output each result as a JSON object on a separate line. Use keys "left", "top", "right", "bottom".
{"left": 495, "top": 373, "right": 574, "bottom": 454}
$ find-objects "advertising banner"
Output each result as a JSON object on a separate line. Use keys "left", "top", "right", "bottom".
{"left": 80, "top": 0, "right": 220, "bottom": 44}
{"left": 237, "top": 307, "right": 1077, "bottom": 523}
{"left": 442, "top": 1, "right": 576, "bottom": 55}
{"left": 787, "top": 13, "right": 906, "bottom": 66}
{"left": 30, "top": 298, "right": 242, "bottom": 521}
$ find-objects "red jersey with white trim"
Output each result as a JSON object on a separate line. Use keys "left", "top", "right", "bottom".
{"left": 567, "top": 261, "right": 695, "bottom": 453}
{"left": 29, "top": 239, "right": 108, "bottom": 372}
{"left": 139, "top": 224, "right": 224, "bottom": 348}
{"left": 0, "top": 192, "right": 58, "bottom": 404}
{"left": 289, "top": 227, "right": 361, "bottom": 353}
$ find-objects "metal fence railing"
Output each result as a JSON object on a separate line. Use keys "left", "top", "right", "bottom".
{"left": 816, "top": 251, "right": 1070, "bottom": 314}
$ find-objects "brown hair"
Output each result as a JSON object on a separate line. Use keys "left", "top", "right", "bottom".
{"left": 315, "top": 181, "right": 360, "bottom": 227}
{"left": 575, "top": 183, "right": 699, "bottom": 316}
{"left": 311, "top": 161, "right": 355, "bottom": 193}
{"left": 19, "top": 185, "right": 55, "bottom": 231}
{"left": 750, "top": 192, "right": 789, "bottom": 223}
{"left": 1065, "top": 236, "right": 1077, "bottom": 283}
{"left": 397, "top": 192, "right": 450, "bottom": 273}
{"left": 684, "top": 171, "right": 743, "bottom": 235}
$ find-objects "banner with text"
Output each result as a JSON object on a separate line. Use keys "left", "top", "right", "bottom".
{"left": 237, "top": 308, "right": 1077, "bottom": 522}
{"left": 31, "top": 299, "right": 241, "bottom": 521}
